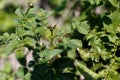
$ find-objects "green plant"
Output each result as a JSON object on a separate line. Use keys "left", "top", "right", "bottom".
{"left": 0, "top": 3, "right": 16, "bottom": 34}
{"left": 0, "top": 0, "right": 120, "bottom": 80}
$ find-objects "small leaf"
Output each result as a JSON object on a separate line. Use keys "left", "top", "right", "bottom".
{"left": 22, "top": 30, "right": 35, "bottom": 37}
{"left": 26, "top": 13, "right": 37, "bottom": 19}
{"left": 15, "top": 8, "right": 25, "bottom": 18}
{"left": 23, "top": 37, "right": 36, "bottom": 48}
{"left": 15, "top": 47, "right": 26, "bottom": 66}
{"left": 77, "top": 21, "right": 90, "bottom": 34}
{"left": 2, "top": 32, "right": 10, "bottom": 43}
{"left": 77, "top": 48, "right": 90, "bottom": 61}
{"left": 108, "top": 34, "right": 118, "bottom": 43}
{"left": 70, "top": 39, "right": 82, "bottom": 47}
{"left": 16, "top": 67, "right": 28, "bottom": 78}
{"left": 10, "top": 33, "right": 17, "bottom": 39}
{"left": 6, "top": 39, "right": 20, "bottom": 55}
{"left": 16, "top": 26, "right": 25, "bottom": 36}
{"left": 75, "top": 60, "right": 99, "bottom": 80}
{"left": 40, "top": 49, "right": 63, "bottom": 60}
{"left": 24, "top": 22, "right": 33, "bottom": 30}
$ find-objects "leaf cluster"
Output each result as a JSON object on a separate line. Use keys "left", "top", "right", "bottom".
{"left": 0, "top": 0, "right": 120, "bottom": 80}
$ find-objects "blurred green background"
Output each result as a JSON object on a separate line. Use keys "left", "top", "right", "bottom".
{"left": 0, "top": 0, "right": 39, "bottom": 34}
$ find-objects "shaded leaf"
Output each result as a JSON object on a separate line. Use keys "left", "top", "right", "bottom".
{"left": 58, "top": 73, "right": 76, "bottom": 80}
{"left": 16, "top": 67, "right": 28, "bottom": 78}
{"left": 15, "top": 47, "right": 26, "bottom": 66}
{"left": 51, "top": 58, "right": 74, "bottom": 69}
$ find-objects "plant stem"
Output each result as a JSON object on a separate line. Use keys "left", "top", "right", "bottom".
{"left": 25, "top": 8, "right": 30, "bottom": 15}
{"left": 51, "top": 30, "right": 54, "bottom": 48}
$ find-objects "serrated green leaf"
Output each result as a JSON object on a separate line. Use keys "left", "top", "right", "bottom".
{"left": 75, "top": 60, "right": 99, "bottom": 80}
{"left": 109, "top": 11, "right": 120, "bottom": 25}
{"left": 86, "top": 34, "right": 95, "bottom": 40}
{"left": 70, "top": 39, "right": 82, "bottom": 47}
{"left": 91, "top": 63, "right": 103, "bottom": 72}
{"left": 23, "top": 37, "right": 36, "bottom": 48}
{"left": 6, "top": 39, "right": 20, "bottom": 55}
{"left": 26, "top": 13, "right": 37, "bottom": 19}
{"left": 77, "top": 48, "right": 90, "bottom": 61}
{"left": 77, "top": 21, "right": 90, "bottom": 34}
{"left": 36, "top": 27, "right": 51, "bottom": 39}
{"left": 15, "top": 8, "right": 25, "bottom": 18}
{"left": 40, "top": 49, "right": 63, "bottom": 60}
{"left": 107, "top": 34, "right": 118, "bottom": 43}
{"left": 22, "top": 30, "right": 35, "bottom": 37}
{"left": 24, "top": 22, "right": 33, "bottom": 30}
{"left": 16, "top": 26, "right": 25, "bottom": 36}
{"left": 67, "top": 48, "right": 76, "bottom": 59}
{"left": 109, "top": 0, "right": 120, "bottom": 8}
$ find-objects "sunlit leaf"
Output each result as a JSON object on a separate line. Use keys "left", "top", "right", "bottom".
{"left": 109, "top": 11, "right": 120, "bottom": 25}
{"left": 6, "top": 39, "right": 20, "bottom": 55}
{"left": 109, "top": 0, "right": 120, "bottom": 8}
{"left": 40, "top": 49, "right": 63, "bottom": 60}
{"left": 77, "top": 21, "right": 90, "bottom": 34}
{"left": 15, "top": 8, "right": 25, "bottom": 18}
{"left": 70, "top": 39, "right": 82, "bottom": 48}
{"left": 16, "top": 26, "right": 25, "bottom": 36}
{"left": 75, "top": 60, "right": 99, "bottom": 80}
{"left": 23, "top": 37, "right": 36, "bottom": 48}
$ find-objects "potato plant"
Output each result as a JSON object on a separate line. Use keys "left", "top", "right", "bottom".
{"left": 0, "top": 0, "right": 120, "bottom": 80}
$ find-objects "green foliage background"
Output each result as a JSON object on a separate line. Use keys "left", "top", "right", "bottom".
{"left": 0, "top": 0, "right": 120, "bottom": 80}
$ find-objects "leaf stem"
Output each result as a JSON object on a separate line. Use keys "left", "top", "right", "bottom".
{"left": 25, "top": 8, "right": 30, "bottom": 15}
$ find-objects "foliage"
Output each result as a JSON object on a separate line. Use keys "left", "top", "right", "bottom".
{"left": 0, "top": 0, "right": 120, "bottom": 80}
{"left": 0, "top": 0, "right": 17, "bottom": 34}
